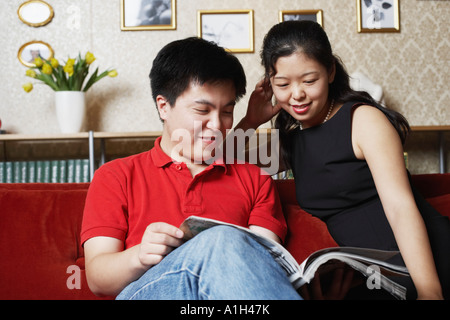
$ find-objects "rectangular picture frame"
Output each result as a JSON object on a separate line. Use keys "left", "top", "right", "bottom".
{"left": 121, "top": 0, "right": 176, "bottom": 31}
{"left": 279, "top": 10, "right": 323, "bottom": 27}
{"left": 197, "top": 9, "right": 254, "bottom": 53}
{"left": 357, "top": 0, "right": 400, "bottom": 33}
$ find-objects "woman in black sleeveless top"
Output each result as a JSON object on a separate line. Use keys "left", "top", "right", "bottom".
{"left": 237, "top": 21, "right": 449, "bottom": 299}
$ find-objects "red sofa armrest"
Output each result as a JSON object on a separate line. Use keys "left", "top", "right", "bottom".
{"left": 0, "top": 183, "right": 106, "bottom": 300}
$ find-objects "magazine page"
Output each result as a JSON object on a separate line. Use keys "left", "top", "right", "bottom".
{"left": 179, "top": 216, "right": 304, "bottom": 285}
{"left": 179, "top": 216, "right": 409, "bottom": 299}
{"left": 301, "top": 247, "right": 409, "bottom": 275}
{"left": 297, "top": 254, "right": 408, "bottom": 300}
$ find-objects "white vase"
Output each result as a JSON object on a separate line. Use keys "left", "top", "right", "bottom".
{"left": 55, "top": 91, "right": 86, "bottom": 133}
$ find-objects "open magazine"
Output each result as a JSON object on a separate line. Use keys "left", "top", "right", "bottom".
{"left": 179, "top": 216, "right": 410, "bottom": 300}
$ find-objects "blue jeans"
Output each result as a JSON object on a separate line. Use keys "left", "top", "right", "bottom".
{"left": 116, "top": 226, "right": 302, "bottom": 300}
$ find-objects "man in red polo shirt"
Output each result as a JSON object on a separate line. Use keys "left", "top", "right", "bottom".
{"left": 81, "top": 37, "right": 302, "bottom": 300}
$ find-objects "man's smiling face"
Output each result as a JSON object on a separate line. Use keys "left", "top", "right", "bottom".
{"left": 158, "top": 80, "right": 236, "bottom": 165}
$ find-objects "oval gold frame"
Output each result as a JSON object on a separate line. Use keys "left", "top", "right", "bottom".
{"left": 17, "top": 0, "right": 54, "bottom": 27}
{"left": 18, "top": 40, "right": 54, "bottom": 67}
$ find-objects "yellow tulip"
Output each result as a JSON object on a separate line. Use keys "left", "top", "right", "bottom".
{"left": 50, "top": 58, "right": 59, "bottom": 68}
{"left": 42, "top": 63, "right": 53, "bottom": 75}
{"left": 34, "top": 57, "right": 43, "bottom": 67}
{"left": 63, "top": 64, "right": 74, "bottom": 76}
{"left": 85, "top": 52, "right": 96, "bottom": 65}
{"left": 22, "top": 82, "right": 33, "bottom": 92}
{"left": 66, "top": 58, "right": 76, "bottom": 66}
{"left": 22, "top": 52, "right": 116, "bottom": 91}
{"left": 108, "top": 70, "right": 118, "bottom": 77}
{"left": 26, "top": 69, "right": 36, "bottom": 78}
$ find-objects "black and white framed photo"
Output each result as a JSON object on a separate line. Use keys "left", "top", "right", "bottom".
{"left": 197, "top": 10, "right": 254, "bottom": 53}
{"left": 279, "top": 10, "right": 323, "bottom": 27}
{"left": 121, "top": 0, "right": 176, "bottom": 31}
{"left": 357, "top": 0, "right": 400, "bottom": 33}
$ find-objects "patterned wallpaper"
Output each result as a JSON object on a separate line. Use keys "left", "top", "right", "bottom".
{"left": 0, "top": 0, "right": 449, "bottom": 173}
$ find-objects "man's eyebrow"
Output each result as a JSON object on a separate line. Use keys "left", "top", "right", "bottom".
{"left": 194, "top": 99, "right": 236, "bottom": 108}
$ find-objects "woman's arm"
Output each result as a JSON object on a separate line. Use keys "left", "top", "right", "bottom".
{"left": 236, "top": 78, "right": 281, "bottom": 131}
{"left": 352, "top": 105, "right": 443, "bottom": 300}
{"left": 230, "top": 79, "right": 285, "bottom": 173}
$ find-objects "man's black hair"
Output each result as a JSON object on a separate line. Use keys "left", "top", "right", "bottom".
{"left": 150, "top": 37, "right": 247, "bottom": 110}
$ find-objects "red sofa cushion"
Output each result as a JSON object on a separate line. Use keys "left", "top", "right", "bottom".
{"left": 275, "top": 179, "right": 338, "bottom": 263}
{"left": 427, "top": 194, "right": 450, "bottom": 218}
{"left": 284, "top": 204, "right": 338, "bottom": 263}
{"left": 411, "top": 174, "right": 450, "bottom": 218}
{"left": 0, "top": 183, "right": 101, "bottom": 300}
{"left": 411, "top": 174, "right": 450, "bottom": 199}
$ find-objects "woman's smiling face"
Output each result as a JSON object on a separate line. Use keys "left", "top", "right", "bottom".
{"left": 270, "top": 52, "right": 335, "bottom": 129}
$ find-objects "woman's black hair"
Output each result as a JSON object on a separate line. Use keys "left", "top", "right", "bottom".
{"left": 261, "top": 21, "right": 409, "bottom": 168}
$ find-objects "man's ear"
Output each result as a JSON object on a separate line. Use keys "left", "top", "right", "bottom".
{"left": 156, "top": 95, "right": 170, "bottom": 121}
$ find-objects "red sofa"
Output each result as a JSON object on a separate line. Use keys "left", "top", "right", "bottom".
{"left": 0, "top": 174, "right": 449, "bottom": 300}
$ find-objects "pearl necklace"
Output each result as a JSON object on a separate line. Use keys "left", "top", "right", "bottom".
{"left": 298, "top": 100, "right": 334, "bottom": 131}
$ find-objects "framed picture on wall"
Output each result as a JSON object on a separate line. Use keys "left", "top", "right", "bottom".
{"left": 279, "top": 10, "right": 323, "bottom": 27}
{"left": 357, "top": 0, "right": 400, "bottom": 33}
{"left": 17, "top": 0, "right": 54, "bottom": 28}
{"left": 120, "top": 0, "right": 176, "bottom": 31}
{"left": 18, "top": 40, "right": 54, "bottom": 67}
{"left": 197, "top": 10, "right": 254, "bottom": 53}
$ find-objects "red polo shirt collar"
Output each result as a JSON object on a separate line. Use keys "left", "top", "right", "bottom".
{"left": 151, "top": 136, "right": 227, "bottom": 173}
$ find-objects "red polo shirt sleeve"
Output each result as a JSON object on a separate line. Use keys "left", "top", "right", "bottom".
{"left": 247, "top": 174, "right": 286, "bottom": 241}
{"left": 81, "top": 164, "right": 130, "bottom": 244}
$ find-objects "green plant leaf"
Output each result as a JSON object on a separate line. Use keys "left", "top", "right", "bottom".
{"left": 82, "top": 68, "right": 107, "bottom": 92}
{"left": 35, "top": 73, "right": 59, "bottom": 91}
